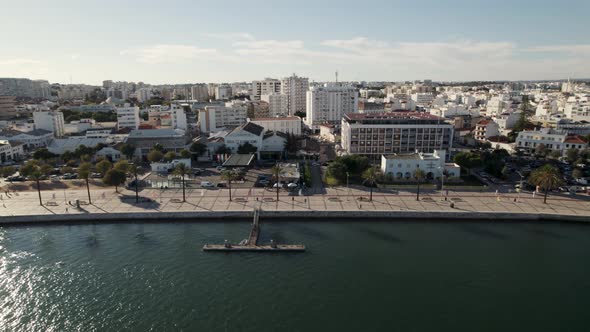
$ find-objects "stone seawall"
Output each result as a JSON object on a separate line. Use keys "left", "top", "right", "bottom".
{"left": 0, "top": 210, "right": 589, "bottom": 225}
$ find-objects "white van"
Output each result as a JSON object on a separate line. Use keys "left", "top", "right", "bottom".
{"left": 200, "top": 181, "right": 214, "bottom": 188}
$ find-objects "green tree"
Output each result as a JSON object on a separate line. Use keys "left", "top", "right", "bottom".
{"left": 326, "top": 161, "right": 347, "bottom": 184}
{"left": 237, "top": 142, "right": 258, "bottom": 154}
{"left": 190, "top": 142, "right": 207, "bottom": 158}
{"left": 529, "top": 165, "right": 563, "bottom": 204}
{"left": 271, "top": 164, "right": 283, "bottom": 201}
{"left": 78, "top": 162, "right": 92, "bottom": 204}
{"left": 173, "top": 163, "right": 189, "bottom": 202}
{"left": 566, "top": 148, "right": 579, "bottom": 163}
{"left": 120, "top": 144, "right": 136, "bottom": 160}
{"left": 501, "top": 165, "right": 510, "bottom": 179}
{"left": 103, "top": 169, "right": 127, "bottom": 193}
{"left": 572, "top": 168, "right": 583, "bottom": 179}
{"left": 294, "top": 111, "right": 306, "bottom": 118}
{"left": 30, "top": 168, "right": 46, "bottom": 206}
{"left": 284, "top": 133, "right": 299, "bottom": 154}
{"left": 215, "top": 145, "right": 231, "bottom": 155}
{"left": 0, "top": 166, "right": 16, "bottom": 178}
{"left": 535, "top": 143, "right": 548, "bottom": 157}
{"left": 179, "top": 149, "right": 191, "bottom": 159}
{"left": 152, "top": 143, "right": 165, "bottom": 152}
{"left": 549, "top": 150, "right": 562, "bottom": 160}
{"left": 414, "top": 169, "right": 426, "bottom": 201}
{"left": 164, "top": 151, "right": 177, "bottom": 162}
{"left": 221, "top": 169, "right": 238, "bottom": 201}
{"left": 362, "top": 166, "right": 381, "bottom": 202}
{"left": 453, "top": 152, "right": 482, "bottom": 174}
{"left": 114, "top": 159, "right": 130, "bottom": 173}
{"left": 147, "top": 150, "right": 164, "bottom": 163}
{"left": 32, "top": 148, "right": 57, "bottom": 160}
{"left": 96, "top": 159, "right": 112, "bottom": 176}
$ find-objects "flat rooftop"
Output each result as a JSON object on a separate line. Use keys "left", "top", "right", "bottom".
{"left": 344, "top": 112, "right": 443, "bottom": 121}
{"left": 223, "top": 153, "right": 255, "bottom": 167}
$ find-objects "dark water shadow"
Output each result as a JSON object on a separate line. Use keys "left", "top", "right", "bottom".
{"left": 118, "top": 195, "right": 161, "bottom": 209}
{"left": 530, "top": 228, "right": 569, "bottom": 240}
{"left": 288, "top": 223, "right": 330, "bottom": 240}
{"left": 354, "top": 226, "right": 403, "bottom": 244}
{"left": 86, "top": 234, "right": 99, "bottom": 247}
{"left": 460, "top": 225, "right": 509, "bottom": 240}
{"left": 134, "top": 232, "right": 159, "bottom": 245}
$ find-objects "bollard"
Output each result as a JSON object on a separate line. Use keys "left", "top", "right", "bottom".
{"left": 450, "top": 202, "right": 455, "bottom": 209}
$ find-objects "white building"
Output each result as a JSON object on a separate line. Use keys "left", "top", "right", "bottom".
{"left": 96, "top": 147, "right": 122, "bottom": 162}
{"left": 135, "top": 88, "right": 152, "bottom": 103}
{"left": 495, "top": 111, "right": 521, "bottom": 130}
{"left": 151, "top": 158, "right": 191, "bottom": 173}
{"left": 251, "top": 78, "right": 281, "bottom": 101}
{"left": 474, "top": 120, "right": 500, "bottom": 141}
{"left": 516, "top": 128, "right": 588, "bottom": 155}
{"left": 261, "top": 93, "right": 288, "bottom": 117}
{"left": 152, "top": 105, "right": 187, "bottom": 130}
{"left": 47, "top": 137, "right": 108, "bottom": 155}
{"left": 33, "top": 110, "right": 65, "bottom": 137}
{"left": 215, "top": 84, "right": 232, "bottom": 100}
{"left": 306, "top": 84, "right": 358, "bottom": 127}
{"left": 0, "top": 129, "right": 53, "bottom": 151}
{"left": 223, "top": 122, "right": 287, "bottom": 159}
{"left": 116, "top": 105, "right": 140, "bottom": 130}
{"left": 250, "top": 116, "right": 302, "bottom": 135}
{"left": 535, "top": 100, "right": 558, "bottom": 118}
{"left": 411, "top": 93, "right": 434, "bottom": 105}
{"left": 486, "top": 97, "right": 507, "bottom": 116}
{"left": 198, "top": 105, "right": 248, "bottom": 133}
{"left": 281, "top": 74, "right": 308, "bottom": 116}
{"left": 0, "top": 140, "right": 24, "bottom": 162}
{"left": 380, "top": 150, "right": 460, "bottom": 180}
{"left": 564, "top": 100, "right": 590, "bottom": 122}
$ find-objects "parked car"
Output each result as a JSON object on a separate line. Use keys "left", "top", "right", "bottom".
{"left": 90, "top": 173, "right": 102, "bottom": 178}
{"left": 216, "top": 182, "right": 227, "bottom": 188}
{"left": 200, "top": 181, "right": 214, "bottom": 188}
{"left": 7, "top": 175, "right": 25, "bottom": 182}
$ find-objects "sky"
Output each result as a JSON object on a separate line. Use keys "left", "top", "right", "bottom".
{"left": 1, "top": 0, "right": 589, "bottom": 85}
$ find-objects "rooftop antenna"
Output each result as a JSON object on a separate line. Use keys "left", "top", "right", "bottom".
{"left": 335, "top": 71, "right": 338, "bottom": 83}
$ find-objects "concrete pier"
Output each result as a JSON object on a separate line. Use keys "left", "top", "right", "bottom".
{"left": 203, "top": 209, "right": 306, "bottom": 252}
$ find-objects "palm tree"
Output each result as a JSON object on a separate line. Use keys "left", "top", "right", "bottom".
{"left": 362, "top": 166, "right": 381, "bottom": 202}
{"left": 78, "top": 162, "right": 92, "bottom": 204}
{"left": 129, "top": 164, "right": 141, "bottom": 203}
{"left": 29, "top": 168, "right": 45, "bottom": 206}
{"left": 221, "top": 169, "right": 238, "bottom": 201}
{"left": 173, "top": 163, "right": 189, "bottom": 202}
{"left": 414, "top": 169, "right": 426, "bottom": 201}
{"left": 271, "top": 164, "right": 283, "bottom": 201}
{"left": 529, "top": 165, "right": 563, "bottom": 204}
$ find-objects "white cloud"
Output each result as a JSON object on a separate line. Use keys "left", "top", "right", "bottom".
{"left": 121, "top": 44, "right": 217, "bottom": 64}
{"left": 525, "top": 44, "right": 590, "bottom": 56}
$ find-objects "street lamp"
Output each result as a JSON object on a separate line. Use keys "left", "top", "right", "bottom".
{"left": 346, "top": 172, "right": 350, "bottom": 195}
{"left": 438, "top": 166, "right": 446, "bottom": 201}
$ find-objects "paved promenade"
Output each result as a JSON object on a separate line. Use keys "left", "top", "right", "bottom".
{"left": 0, "top": 185, "right": 589, "bottom": 220}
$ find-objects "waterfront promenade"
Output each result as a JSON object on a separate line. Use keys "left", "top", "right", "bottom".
{"left": 0, "top": 185, "right": 589, "bottom": 222}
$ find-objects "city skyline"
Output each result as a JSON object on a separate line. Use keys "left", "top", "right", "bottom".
{"left": 2, "top": 0, "right": 589, "bottom": 84}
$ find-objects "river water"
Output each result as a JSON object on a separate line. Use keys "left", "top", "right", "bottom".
{"left": 1, "top": 220, "right": 590, "bottom": 331}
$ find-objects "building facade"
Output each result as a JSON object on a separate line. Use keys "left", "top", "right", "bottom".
{"left": 198, "top": 106, "right": 248, "bottom": 133}
{"left": 341, "top": 112, "right": 454, "bottom": 157}
{"left": 305, "top": 85, "right": 358, "bottom": 127}
{"left": 380, "top": 149, "right": 460, "bottom": 180}
{"left": 251, "top": 78, "right": 281, "bottom": 101}
{"left": 0, "top": 96, "right": 16, "bottom": 120}
{"left": 116, "top": 106, "right": 140, "bottom": 130}
{"left": 281, "top": 74, "right": 308, "bottom": 116}
{"left": 250, "top": 117, "right": 302, "bottom": 135}
{"left": 516, "top": 128, "right": 588, "bottom": 155}
{"left": 33, "top": 110, "right": 65, "bottom": 137}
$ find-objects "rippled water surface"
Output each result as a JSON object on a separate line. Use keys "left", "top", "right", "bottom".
{"left": 1, "top": 220, "right": 590, "bottom": 331}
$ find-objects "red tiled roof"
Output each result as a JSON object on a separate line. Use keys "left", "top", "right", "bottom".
{"left": 564, "top": 135, "right": 588, "bottom": 144}
{"left": 344, "top": 111, "right": 442, "bottom": 121}
{"left": 251, "top": 117, "right": 300, "bottom": 121}
{"left": 477, "top": 120, "right": 492, "bottom": 125}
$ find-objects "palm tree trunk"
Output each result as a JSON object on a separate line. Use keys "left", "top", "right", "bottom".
{"left": 229, "top": 179, "right": 232, "bottom": 201}
{"left": 36, "top": 179, "right": 42, "bottom": 206}
{"left": 543, "top": 188, "right": 548, "bottom": 204}
{"left": 182, "top": 175, "right": 186, "bottom": 202}
{"left": 369, "top": 186, "right": 373, "bottom": 201}
{"left": 276, "top": 175, "right": 280, "bottom": 201}
{"left": 86, "top": 178, "right": 91, "bottom": 204}
{"left": 115, "top": 185, "right": 118, "bottom": 193}
{"left": 135, "top": 174, "right": 139, "bottom": 203}
{"left": 416, "top": 182, "right": 420, "bottom": 201}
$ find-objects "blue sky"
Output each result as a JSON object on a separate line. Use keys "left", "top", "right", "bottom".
{"left": 1, "top": 0, "right": 589, "bottom": 84}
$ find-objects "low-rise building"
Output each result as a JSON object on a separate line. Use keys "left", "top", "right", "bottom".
{"left": 198, "top": 105, "right": 248, "bottom": 133}
{"left": 33, "top": 110, "right": 65, "bottom": 137}
{"left": 0, "top": 129, "right": 53, "bottom": 151}
{"left": 126, "top": 129, "right": 187, "bottom": 159}
{"left": 0, "top": 140, "right": 24, "bottom": 162}
{"left": 223, "top": 122, "right": 287, "bottom": 159}
{"left": 150, "top": 158, "right": 191, "bottom": 173}
{"left": 47, "top": 137, "right": 107, "bottom": 155}
{"left": 380, "top": 150, "right": 460, "bottom": 180}
{"left": 516, "top": 128, "right": 588, "bottom": 155}
{"left": 474, "top": 120, "right": 500, "bottom": 141}
{"left": 96, "top": 147, "right": 122, "bottom": 162}
{"left": 250, "top": 117, "right": 301, "bottom": 135}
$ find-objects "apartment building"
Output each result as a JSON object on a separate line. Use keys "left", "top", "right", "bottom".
{"left": 251, "top": 78, "right": 281, "bottom": 101}
{"left": 0, "top": 140, "right": 24, "bottom": 162}
{"left": 0, "top": 96, "right": 16, "bottom": 120}
{"left": 473, "top": 120, "right": 500, "bottom": 141}
{"left": 260, "top": 94, "right": 288, "bottom": 117}
{"left": 191, "top": 84, "right": 209, "bottom": 101}
{"left": 116, "top": 105, "right": 140, "bottom": 130}
{"left": 341, "top": 112, "right": 454, "bottom": 157}
{"left": 280, "top": 74, "right": 308, "bottom": 116}
{"left": 305, "top": 84, "right": 358, "bottom": 128}
{"left": 380, "top": 149, "right": 460, "bottom": 180}
{"left": 33, "top": 110, "right": 65, "bottom": 137}
{"left": 198, "top": 106, "right": 248, "bottom": 133}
